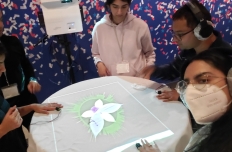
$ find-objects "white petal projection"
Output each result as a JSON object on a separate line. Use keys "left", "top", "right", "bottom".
{"left": 90, "top": 113, "right": 104, "bottom": 138}
{"left": 81, "top": 101, "right": 123, "bottom": 138}
{"left": 81, "top": 110, "right": 94, "bottom": 118}
{"left": 98, "top": 103, "right": 122, "bottom": 114}
{"left": 95, "top": 99, "right": 103, "bottom": 108}
{"left": 101, "top": 112, "right": 115, "bottom": 122}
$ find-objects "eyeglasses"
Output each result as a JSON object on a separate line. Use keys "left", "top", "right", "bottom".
{"left": 171, "top": 29, "right": 194, "bottom": 41}
{"left": 176, "top": 74, "right": 226, "bottom": 94}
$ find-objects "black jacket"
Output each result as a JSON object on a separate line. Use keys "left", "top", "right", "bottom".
{"left": 0, "top": 35, "right": 35, "bottom": 91}
{"left": 0, "top": 35, "right": 38, "bottom": 129}
{"left": 151, "top": 30, "right": 232, "bottom": 80}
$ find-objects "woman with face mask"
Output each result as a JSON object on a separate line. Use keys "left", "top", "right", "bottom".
{"left": 91, "top": 0, "right": 155, "bottom": 77}
{"left": 137, "top": 48, "right": 232, "bottom": 152}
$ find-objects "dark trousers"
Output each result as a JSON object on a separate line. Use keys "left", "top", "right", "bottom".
{"left": 0, "top": 127, "right": 28, "bottom": 152}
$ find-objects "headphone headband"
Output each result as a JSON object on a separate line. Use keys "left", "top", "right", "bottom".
{"left": 186, "top": 1, "right": 205, "bottom": 22}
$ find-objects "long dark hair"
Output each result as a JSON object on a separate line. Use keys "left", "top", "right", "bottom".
{"left": 181, "top": 48, "right": 232, "bottom": 152}
{"left": 181, "top": 48, "right": 232, "bottom": 79}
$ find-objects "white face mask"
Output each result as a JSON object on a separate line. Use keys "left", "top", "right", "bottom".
{"left": 180, "top": 84, "right": 231, "bottom": 125}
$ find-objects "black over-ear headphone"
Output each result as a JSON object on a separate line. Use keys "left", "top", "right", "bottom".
{"left": 186, "top": 1, "right": 214, "bottom": 40}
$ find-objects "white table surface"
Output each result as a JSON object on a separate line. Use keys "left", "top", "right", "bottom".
{"left": 28, "top": 76, "right": 192, "bottom": 152}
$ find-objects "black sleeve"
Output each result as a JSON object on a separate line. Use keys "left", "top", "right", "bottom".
{"left": 12, "top": 37, "right": 36, "bottom": 81}
{"left": 151, "top": 49, "right": 196, "bottom": 81}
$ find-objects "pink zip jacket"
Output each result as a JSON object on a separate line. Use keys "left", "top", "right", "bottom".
{"left": 92, "top": 13, "right": 156, "bottom": 77}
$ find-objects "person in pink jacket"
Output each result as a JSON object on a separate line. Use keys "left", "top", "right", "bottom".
{"left": 92, "top": 0, "right": 156, "bottom": 77}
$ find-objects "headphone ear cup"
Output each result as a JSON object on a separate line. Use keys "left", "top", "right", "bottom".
{"left": 199, "top": 20, "right": 213, "bottom": 39}
{"left": 194, "top": 21, "right": 213, "bottom": 40}
{"left": 193, "top": 23, "right": 204, "bottom": 40}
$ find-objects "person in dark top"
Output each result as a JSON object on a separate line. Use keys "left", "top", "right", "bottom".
{"left": 0, "top": 10, "right": 41, "bottom": 130}
{"left": 142, "top": 0, "right": 232, "bottom": 102}
{"left": 0, "top": 42, "right": 63, "bottom": 152}
{"left": 138, "top": 49, "right": 232, "bottom": 152}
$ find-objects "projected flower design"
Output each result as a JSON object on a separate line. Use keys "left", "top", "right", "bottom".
{"left": 81, "top": 99, "right": 122, "bottom": 138}
{"left": 69, "top": 94, "right": 124, "bottom": 138}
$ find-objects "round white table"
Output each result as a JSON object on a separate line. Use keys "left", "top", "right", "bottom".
{"left": 28, "top": 76, "right": 192, "bottom": 152}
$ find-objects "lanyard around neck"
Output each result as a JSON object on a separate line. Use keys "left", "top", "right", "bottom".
{"left": 4, "top": 72, "right": 9, "bottom": 86}
{"left": 114, "top": 26, "right": 124, "bottom": 61}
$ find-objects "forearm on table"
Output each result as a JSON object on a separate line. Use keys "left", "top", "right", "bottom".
{"left": 18, "top": 104, "right": 35, "bottom": 117}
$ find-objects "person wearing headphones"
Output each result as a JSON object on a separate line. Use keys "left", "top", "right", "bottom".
{"left": 137, "top": 49, "right": 232, "bottom": 152}
{"left": 142, "top": 0, "right": 232, "bottom": 102}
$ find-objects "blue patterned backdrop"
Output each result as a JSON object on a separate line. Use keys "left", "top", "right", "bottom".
{"left": 0, "top": 0, "right": 231, "bottom": 102}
